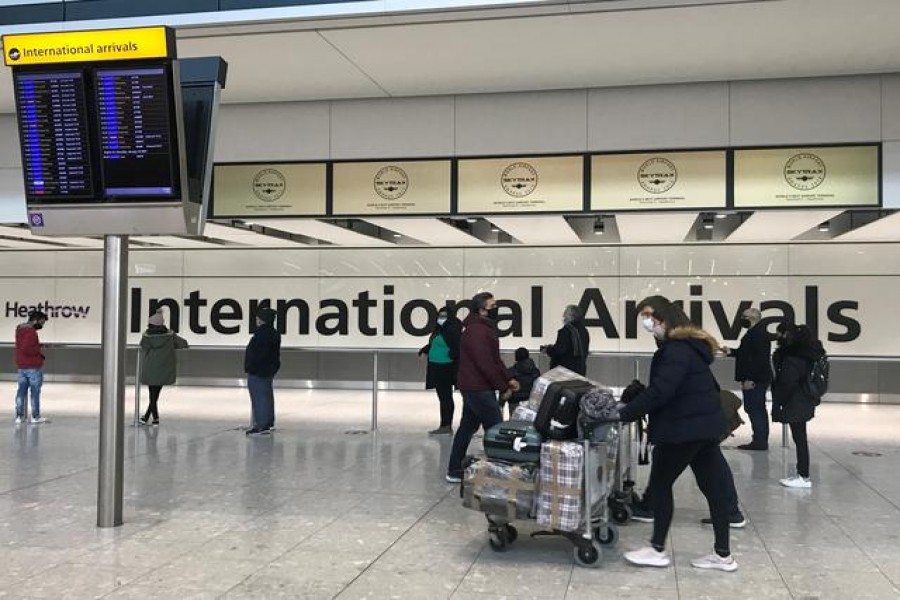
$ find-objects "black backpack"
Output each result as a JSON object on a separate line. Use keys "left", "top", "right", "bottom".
{"left": 801, "top": 353, "right": 829, "bottom": 405}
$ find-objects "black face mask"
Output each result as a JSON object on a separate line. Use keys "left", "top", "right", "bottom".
{"left": 485, "top": 307, "right": 499, "bottom": 321}
{"left": 33, "top": 323, "right": 43, "bottom": 330}
{"left": 739, "top": 318, "right": 751, "bottom": 328}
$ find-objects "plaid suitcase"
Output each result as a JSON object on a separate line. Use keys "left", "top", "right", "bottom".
{"left": 536, "top": 440, "right": 584, "bottom": 532}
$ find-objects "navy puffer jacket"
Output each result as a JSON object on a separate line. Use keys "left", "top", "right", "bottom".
{"left": 618, "top": 326, "right": 724, "bottom": 445}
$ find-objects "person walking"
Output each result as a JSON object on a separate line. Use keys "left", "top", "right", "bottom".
{"left": 244, "top": 307, "right": 281, "bottom": 436}
{"left": 14, "top": 310, "right": 49, "bottom": 425}
{"left": 618, "top": 296, "right": 738, "bottom": 572}
{"left": 418, "top": 307, "right": 462, "bottom": 435}
{"left": 723, "top": 307, "right": 773, "bottom": 451}
{"left": 542, "top": 305, "right": 590, "bottom": 376}
{"left": 621, "top": 296, "right": 747, "bottom": 529}
{"left": 139, "top": 310, "right": 188, "bottom": 426}
{"left": 772, "top": 322, "right": 824, "bottom": 489}
{"left": 445, "top": 292, "right": 519, "bottom": 483}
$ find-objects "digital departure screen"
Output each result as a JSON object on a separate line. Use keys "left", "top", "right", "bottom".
{"left": 14, "top": 70, "right": 94, "bottom": 199}
{"left": 95, "top": 66, "right": 179, "bottom": 198}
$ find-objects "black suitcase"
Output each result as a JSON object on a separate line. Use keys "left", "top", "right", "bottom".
{"left": 533, "top": 379, "right": 594, "bottom": 440}
{"left": 483, "top": 420, "right": 543, "bottom": 463}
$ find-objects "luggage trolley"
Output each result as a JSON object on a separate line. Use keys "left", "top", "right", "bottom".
{"left": 480, "top": 421, "right": 624, "bottom": 568}
{"left": 607, "top": 420, "right": 642, "bottom": 524}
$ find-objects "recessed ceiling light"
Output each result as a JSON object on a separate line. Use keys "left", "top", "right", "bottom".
{"left": 817, "top": 221, "right": 830, "bottom": 232}
{"left": 466, "top": 217, "right": 478, "bottom": 223}
{"left": 392, "top": 233, "right": 402, "bottom": 238}
{"left": 593, "top": 219, "right": 605, "bottom": 235}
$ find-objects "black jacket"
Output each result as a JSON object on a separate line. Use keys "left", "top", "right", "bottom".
{"left": 733, "top": 323, "right": 773, "bottom": 384}
{"left": 618, "top": 326, "right": 724, "bottom": 445}
{"left": 244, "top": 323, "right": 281, "bottom": 378}
{"left": 418, "top": 316, "right": 462, "bottom": 389}
{"left": 546, "top": 320, "right": 590, "bottom": 376}
{"left": 771, "top": 342, "right": 822, "bottom": 424}
{"left": 506, "top": 358, "right": 540, "bottom": 404}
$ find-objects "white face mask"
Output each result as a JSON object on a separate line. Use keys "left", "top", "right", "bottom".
{"left": 652, "top": 324, "right": 667, "bottom": 340}
{"left": 641, "top": 317, "right": 656, "bottom": 333}
{"left": 437, "top": 317, "right": 447, "bottom": 326}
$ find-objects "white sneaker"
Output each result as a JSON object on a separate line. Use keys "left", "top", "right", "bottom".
{"left": 624, "top": 546, "right": 671, "bottom": 568}
{"left": 691, "top": 553, "right": 738, "bottom": 572}
{"left": 30, "top": 417, "right": 47, "bottom": 424}
{"left": 14, "top": 416, "right": 22, "bottom": 425}
{"left": 445, "top": 474, "right": 462, "bottom": 484}
{"left": 779, "top": 475, "right": 812, "bottom": 489}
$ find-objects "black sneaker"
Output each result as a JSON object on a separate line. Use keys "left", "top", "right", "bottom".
{"left": 701, "top": 514, "right": 747, "bottom": 529}
{"left": 737, "top": 443, "right": 768, "bottom": 451}
{"left": 631, "top": 504, "right": 654, "bottom": 523}
{"left": 245, "top": 428, "right": 271, "bottom": 437}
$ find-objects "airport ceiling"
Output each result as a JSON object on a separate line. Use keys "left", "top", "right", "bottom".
{"left": 0, "top": 210, "right": 898, "bottom": 249}
{"left": 1, "top": 0, "right": 899, "bottom": 249}
{"left": 2, "top": 0, "right": 900, "bottom": 107}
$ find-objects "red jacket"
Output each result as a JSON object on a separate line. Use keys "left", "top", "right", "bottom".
{"left": 15, "top": 324, "right": 44, "bottom": 369}
{"left": 456, "top": 314, "right": 510, "bottom": 393}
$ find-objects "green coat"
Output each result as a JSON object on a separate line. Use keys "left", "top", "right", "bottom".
{"left": 140, "top": 329, "right": 188, "bottom": 386}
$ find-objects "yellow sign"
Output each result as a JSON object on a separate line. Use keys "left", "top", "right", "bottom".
{"left": 212, "top": 163, "right": 327, "bottom": 218}
{"left": 333, "top": 160, "right": 451, "bottom": 215}
{"left": 592, "top": 151, "right": 727, "bottom": 211}
{"left": 2, "top": 27, "right": 175, "bottom": 66}
{"left": 734, "top": 145, "right": 880, "bottom": 208}
{"left": 457, "top": 156, "right": 583, "bottom": 213}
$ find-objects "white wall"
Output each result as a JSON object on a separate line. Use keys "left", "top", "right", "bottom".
{"left": 0, "top": 242, "right": 894, "bottom": 357}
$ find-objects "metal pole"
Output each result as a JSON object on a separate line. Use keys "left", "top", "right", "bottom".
{"left": 633, "top": 358, "right": 640, "bottom": 381}
{"left": 370, "top": 350, "right": 379, "bottom": 432}
{"left": 133, "top": 349, "right": 141, "bottom": 426}
{"left": 97, "top": 235, "right": 127, "bottom": 528}
{"left": 782, "top": 423, "right": 790, "bottom": 448}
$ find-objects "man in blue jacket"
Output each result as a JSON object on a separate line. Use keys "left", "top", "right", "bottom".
{"left": 723, "top": 307, "right": 773, "bottom": 450}
{"left": 244, "top": 307, "right": 281, "bottom": 436}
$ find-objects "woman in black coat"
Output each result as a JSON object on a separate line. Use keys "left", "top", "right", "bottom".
{"left": 772, "top": 322, "right": 824, "bottom": 489}
{"left": 543, "top": 305, "right": 590, "bottom": 375}
{"left": 418, "top": 308, "right": 462, "bottom": 435}
{"left": 618, "top": 296, "right": 738, "bottom": 573}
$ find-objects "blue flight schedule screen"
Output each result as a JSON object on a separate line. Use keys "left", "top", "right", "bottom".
{"left": 96, "top": 67, "right": 178, "bottom": 198}
{"left": 14, "top": 71, "right": 94, "bottom": 199}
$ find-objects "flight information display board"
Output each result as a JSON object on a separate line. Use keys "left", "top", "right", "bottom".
{"left": 95, "top": 65, "right": 179, "bottom": 198}
{"left": 13, "top": 70, "right": 94, "bottom": 199}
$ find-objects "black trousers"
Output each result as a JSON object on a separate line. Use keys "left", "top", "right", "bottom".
{"left": 144, "top": 385, "right": 162, "bottom": 421}
{"left": 648, "top": 440, "right": 731, "bottom": 555}
{"left": 642, "top": 445, "right": 742, "bottom": 517}
{"left": 435, "top": 384, "right": 455, "bottom": 428}
{"left": 789, "top": 421, "right": 810, "bottom": 478}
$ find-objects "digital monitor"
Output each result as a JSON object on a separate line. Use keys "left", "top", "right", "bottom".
{"left": 94, "top": 65, "right": 181, "bottom": 199}
{"left": 13, "top": 69, "right": 95, "bottom": 200}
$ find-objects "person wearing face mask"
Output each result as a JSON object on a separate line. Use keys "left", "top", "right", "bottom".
{"left": 542, "top": 304, "right": 590, "bottom": 376}
{"left": 14, "top": 310, "right": 49, "bottom": 425}
{"left": 771, "top": 322, "right": 824, "bottom": 488}
{"left": 618, "top": 296, "right": 738, "bottom": 572}
{"left": 722, "top": 307, "right": 773, "bottom": 451}
{"left": 418, "top": 307, "right": 463, "bottom": 435}
{"left": 445, "top": 292, "right": 520, "bottom": 483}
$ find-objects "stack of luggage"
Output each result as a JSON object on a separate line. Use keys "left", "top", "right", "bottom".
{"left": 462, "top": 367, "right": 619, "bottom": 533}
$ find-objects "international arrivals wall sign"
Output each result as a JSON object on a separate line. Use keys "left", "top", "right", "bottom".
{"left": 210, "top": 143, "right": 881, "bottom": 219}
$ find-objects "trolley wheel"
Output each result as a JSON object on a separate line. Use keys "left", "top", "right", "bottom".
{"left": 488, "top": 526, "right": 510, "bottom": 552}
{"left": 594, "top": 523, "right": 618, "bottom": 546}
{"left": 505, "top": 524, "right": 518, "bottom": 543}
{"left": 611, "top": 504, "right": 632, "bottom": 524}
{"left": 573, "top": 540, "right": 602, "bottom": 568}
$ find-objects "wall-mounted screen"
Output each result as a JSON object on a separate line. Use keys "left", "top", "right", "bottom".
{"left": 13, "top": 69, "right": 94, "bottom": 200}
{"left": 94, "top": 65, "right": 180, "bottom": 198}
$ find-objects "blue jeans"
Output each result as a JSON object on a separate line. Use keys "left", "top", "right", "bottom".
{"left": 743, "top": 383, "right": 770, "bottom": 446}
{"left": 448, "top": 390, "right": 502, "bottom": 475}
{"left": 247, "top": 374, "right": 275, "bottom": 430}
{"left": 16, "top": 368, "right": 43, "bottom": 419}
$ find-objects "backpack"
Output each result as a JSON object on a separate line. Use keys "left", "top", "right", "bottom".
{"left": 801, "top": 353, "right": 829, "bottom": 405}
{"left": 719, "top": 390, "right": 744, "bottom": 442}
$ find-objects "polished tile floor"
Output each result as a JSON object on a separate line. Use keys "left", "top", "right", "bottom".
{"left": 0, "top": 382, "right": 898, "bottom": 599}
